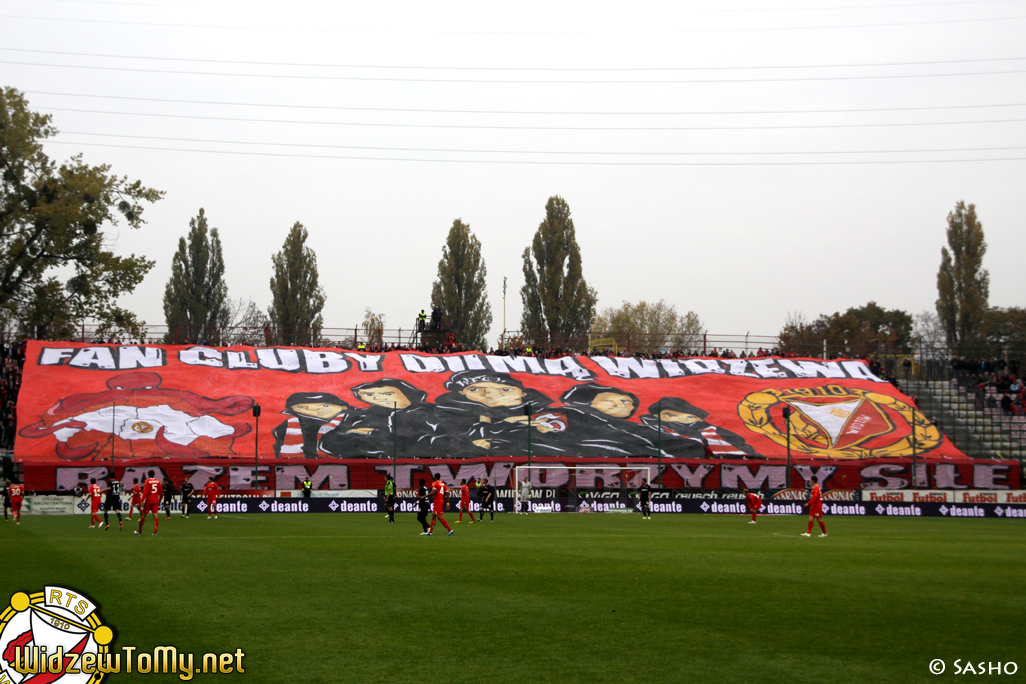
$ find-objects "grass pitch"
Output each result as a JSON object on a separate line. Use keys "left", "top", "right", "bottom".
{"left": 2, "top": 512, "right": 1024, "bottom": 684}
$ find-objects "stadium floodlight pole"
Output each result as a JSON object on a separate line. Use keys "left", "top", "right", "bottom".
{"left": 252, "top": 404, "right": 262, "bottom": 491}
{"left": 911, "top": 420, "right": 917, "bottom": 490}
{"left": 782, "top": 405, "right": 792, "bottom": 489}
{"left": 656, "top": 402, "right": 662, "bottom": 486}
{"left": 525, "top": 402, "right": 533, "bottom": 467}
{"left": 392, "top": 402, "right": 398, "bottom": 480}
{"left": 110, "top": 400, "right": 116, "bottom": 469}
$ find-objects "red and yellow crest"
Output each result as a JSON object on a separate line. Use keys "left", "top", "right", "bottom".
{"left": 739, "top": 385, "right": 940, "bottom": 459}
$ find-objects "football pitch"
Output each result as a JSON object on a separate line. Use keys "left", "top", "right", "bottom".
{"left": 3, "top": 512, "right": 1024, "bottom": 684}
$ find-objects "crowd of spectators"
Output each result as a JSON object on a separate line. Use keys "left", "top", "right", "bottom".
{"left": 0, "top": 341, "right": 25, "bottom": 450}
{"left": 968, "top": 374, "right": 1026, "bottom": 417}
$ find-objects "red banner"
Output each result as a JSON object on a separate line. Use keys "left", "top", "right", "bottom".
{"left": 16, "top": 342, "right": 971, "bottom": 472}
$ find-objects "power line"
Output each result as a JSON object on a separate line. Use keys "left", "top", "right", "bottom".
{"left": 4, "top": 46, "right": 1026, "bottom": 72}
{"left": 5, "top": 59, "right": 1025, "bottom": 84}
{"left": 19, "top": 0, "right": 1026, "bottom": 11}
{"left": 40, "top": 106, "right": 1026, "bottom": 131}
{"left": 2, "top": 12, "right": 1024, "bottom": 34}
{"left": 58, "top": 130, "right": 1026, "bottom": 156}
{"left": 44, "top": 139, "right": 1026, "bottom": 165}
{"left": 27, "top": 90, "right": 1026, "bottom": 117}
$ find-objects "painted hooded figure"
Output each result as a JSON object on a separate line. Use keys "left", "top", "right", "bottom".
{"left": 558, "top": 383, "right": 668, "bottom": 457}
{"left": 640, "top": 397, "right": 757, "bottom": 458}
{"left": 436, "top": 370, "right": 608, "bottom": 457}
{"left": 320, "top": 378, "right": 466, "bottom": 458}
{"left": 19, "top": 371, "right": 253, "bottom": 460}
{"left": 272, "top": 392, "right": 349, "bottom": 459}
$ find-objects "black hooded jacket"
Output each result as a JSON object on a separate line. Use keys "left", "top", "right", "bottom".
{"left": 640, "top": 397, "right": 755, "bottom": 457}
{"left": 319, "top": 378, "right": 470, "bottom": 458}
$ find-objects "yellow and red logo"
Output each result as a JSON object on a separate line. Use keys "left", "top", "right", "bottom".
{"left": 0, "top": 587, "right": 114, "bottom": 683}
{"left": 739, "top": 385, "right": 940, "bottom": 459}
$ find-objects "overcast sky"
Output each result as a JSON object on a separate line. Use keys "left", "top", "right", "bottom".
{"left": 2, "top": 0, "right": 1024, "bottom": 347}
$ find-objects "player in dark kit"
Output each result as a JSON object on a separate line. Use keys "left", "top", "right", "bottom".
{"left": 416, "top": 479, "right": 431, "bottom": 534}
{"left": 744, "top": 488, "right": 762, "bottom": 524}
{"left": 801, "top": 477, "right": 828, "bottom": 538}
{"left": 103, "top": 479, "right": 124, "bottom": 530}
{"left": 637, "top": 478, "right": 652, "bottom": 519}
{"left": 180, "top": 479, "right": 195, "bottom": 518}
{"left": 162, "top": 476, "right": 176, "bottom": 519}
{"left": 478, "top": 478, "right": 495, "bottom": 522}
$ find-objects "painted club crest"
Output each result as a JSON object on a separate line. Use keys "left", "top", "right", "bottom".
{"left": 738, "top": 385, "right": 941, "bottom": 459}
{"left": 0, "top": 587, "right": 114, "bottom": 683}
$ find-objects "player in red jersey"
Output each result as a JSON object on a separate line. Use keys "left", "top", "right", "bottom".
{"left": 8, "top": 479, "right": 24, "bottom": 524}
{"left": 456, "top": 479, "right": 475, "bottom": 523}
{"left": 801, "top": 476, "right": 827, "bottom": 538}
{"left": 135, "top": 475, "right": 163, "bottom": 536}
{"left": 127, "top": 478, "right": 142, "bottom": 520}
{"left": 744, "top": 488, "right": 762, "bottom": 524}
{"left": 426, "top": 476, "right": 453, "bottom": 536}
{"left": 203, "top": 477, "right": 221, "bottom": 519}
{"left": 87, "top": 478, "right": 103, "bottom": 529}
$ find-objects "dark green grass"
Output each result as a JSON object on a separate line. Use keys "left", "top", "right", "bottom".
{"left": 2, "top": 512, "right": 1024, "bottom": 683}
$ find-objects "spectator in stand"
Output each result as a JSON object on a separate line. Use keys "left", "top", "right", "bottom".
{"left": 1001, "top": 393, "right": 1013, "bottom": 415}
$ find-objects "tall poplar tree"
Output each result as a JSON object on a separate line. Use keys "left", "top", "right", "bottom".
{"left": 268, "top": 222, "right": 325, "bottom": 346}
{"left": 430, "top": 219, "right": 492, "bottom": 349}
{"left": 936, "top": 201, "right": 989, "bottom": 352}
{"left": 162, "top": 208, "right": 230, "bottom": 344}
{"left": 519, "top": 196, "right": 597, "bottom": 346}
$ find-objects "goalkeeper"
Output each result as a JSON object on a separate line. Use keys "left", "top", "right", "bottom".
{"left": 518, "top": 477, "right": 531, "bottom": 514}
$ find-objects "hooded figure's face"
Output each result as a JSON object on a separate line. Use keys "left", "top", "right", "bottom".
{"left": 357, "top": 387, "right": 411, "bottom": 409}
{"left": 292, "top": 403, "right": 346, "bottom": 420}
{"left": 660, "top": 410, "right": 701, "bottom": 425}
{"left": 461, "top": 381, "right": 523, "bottom": 408}
{"left": 591, "top": 392, "right": 635, "bottom": 418}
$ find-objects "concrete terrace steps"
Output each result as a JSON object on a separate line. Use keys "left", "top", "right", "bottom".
{"left": 900, "top": 379, "right": 1025, "bottom": 460}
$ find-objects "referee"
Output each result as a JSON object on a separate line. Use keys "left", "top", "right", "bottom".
{"left": 103, "top": 478, "right": 124, "bottom": 531}
{"left": 384, "top": 474, "right": 396, "bottom": 524}
{"left": 180, "top": 479, "right": 195, "bottom": 519}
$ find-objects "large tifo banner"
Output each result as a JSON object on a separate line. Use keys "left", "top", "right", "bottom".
{"left": 14, "top": 342, "right": 1020, "bottom": 490}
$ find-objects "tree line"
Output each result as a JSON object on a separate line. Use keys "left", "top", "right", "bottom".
{"left": 779, "top": 201, "right": 1025, "bottom": 362}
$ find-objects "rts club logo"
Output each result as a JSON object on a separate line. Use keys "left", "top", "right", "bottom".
{"left": 739, "top": 384, "right": 941, "bottom": 459}
{"left": 0, "top": 586, "right": 114, "bottom": 683}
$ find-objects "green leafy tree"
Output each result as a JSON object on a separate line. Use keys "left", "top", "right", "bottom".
{"left": 268, "top": 222, "right": 325, "bottom": 346}
{"left": 430, "top": 219, "right": 492, "bottom": 349}
{"left": 779, "top": 302, "right": 913, "bottom": 356}
{"left": 162, "top": 208, "right": 230, "bottom": 344}
{"left": 519, "top": 196, "right": 597, "bottom": 347}
{"left": 0, "top": 87, "right": 161, "bottom": 337}
{"left": 592, "top": 300, "right": 703, "bottom": 353}
{"left": 936, "top": 201, "right": 989, "bottom": 352}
